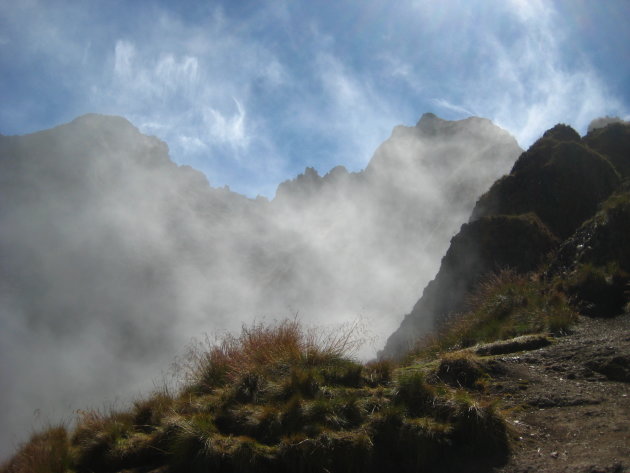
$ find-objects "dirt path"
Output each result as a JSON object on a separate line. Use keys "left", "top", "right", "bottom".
{"left": 487, "top": 314, "right": 630, "bottom": 473}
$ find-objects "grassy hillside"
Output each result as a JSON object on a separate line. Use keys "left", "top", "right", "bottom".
{"left": 2, "top": 266, "right": 583, "bottom": 473}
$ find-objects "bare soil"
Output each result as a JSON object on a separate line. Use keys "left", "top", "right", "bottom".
{"left": 486, "top": 314, "right": 630, "bottom": 473}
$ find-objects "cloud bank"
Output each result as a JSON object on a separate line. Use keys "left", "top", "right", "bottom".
{"left": 0, "top": 112, "right": 520, "bottom": 458}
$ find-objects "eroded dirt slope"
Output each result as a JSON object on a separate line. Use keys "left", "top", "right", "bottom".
{"left": 489, "top": 314, "right": 630, "bottom": 473}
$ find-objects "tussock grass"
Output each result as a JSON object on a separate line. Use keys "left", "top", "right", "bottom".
{"left": 132, "top": 389, "right": 176, "bottom": 430}
{"left": 437, "top": 351, "right": 488, "bottom": 389}
{"left": 0, "top": 425, "right": 70, "bottom": 473}
{"left": 393, "top": 370, "right": 436, "bottom": 416}
{"left": 364, "top": 359, "right": 394, "bottom": 386}
{"left": 182, "top": 318, "right": 364, "bottom": 394}
{"left": 4, "top": 318, "right": 511, "bottom": 473}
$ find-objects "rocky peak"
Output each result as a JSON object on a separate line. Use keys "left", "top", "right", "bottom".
{"left": 540, "top": 123, "right": 581, "bottom": 142}
{"left": 473, "top": 125, "right": 620, "bottom": 239}
{"left": 587, "top": 116, "right": 628, "bottom": 133}
{"left": 382, "top": 120, "right": 630, "bottom": 359}
{"left": 415, "top": 112, "right": 446, "bottom": 134}
{"left": 585, "top": 121, "right": 630, "bottom": 179}
{"left": 274, "top": 166, "right": 323, "bottom": 202}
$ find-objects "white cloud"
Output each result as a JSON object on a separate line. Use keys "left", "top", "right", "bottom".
{"left": 178, "top": 135, "right": 208, "bottom": 154}
{"left": 476, "top": 3, "right": 622, "bottom": 145}
{"left": 507, "top": 0, "right": 550, "bottom": 24}
{"left": 82, "top": 8, "right": 293, "bottom": 195}
{"left": 407, "top": 0, "right": 624, "bottom": 147}
{"left": 306, "top": 52, "right": 400, "bottom": 171}
{"left": 432, "top": 98, "right": 474, "bottom": 117}
{"left": 155, "top": 54, "right": 199, "bottom": 92}
{"left": 114, "top": 40, "right": 135, "bottom": 79}
{"left": 204, "top": 98, "right": 248, "bottom": 149}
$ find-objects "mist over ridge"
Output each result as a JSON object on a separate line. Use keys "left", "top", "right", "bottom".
{"left": 0, "top": 112, "right": 521, "bottom": 457}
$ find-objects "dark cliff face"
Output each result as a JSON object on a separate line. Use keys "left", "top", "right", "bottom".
{"left": 382, "top": 121, "right": 630, "bottom": 359}
{"left": 584, "top": 122, "right": 630, "bottom": 179}
{"left": 471, "top": 124, "right": 620, "bottom": 240}
{"left": 549, "top": 182, "right": 630, "bottom": 318}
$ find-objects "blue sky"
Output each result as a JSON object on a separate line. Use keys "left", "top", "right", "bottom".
{"left": 1, "top": 0, "right": 629, "bottom": 197}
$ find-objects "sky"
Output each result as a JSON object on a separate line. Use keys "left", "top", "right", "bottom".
{"left": 1, "top": 0, "right": 629, "bottom": 198}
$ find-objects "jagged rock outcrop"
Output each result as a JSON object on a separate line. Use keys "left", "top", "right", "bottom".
{"left": 553, "top": 185, "right": 630, "bottom": 274}
{"left": 382, "top": 121, "right": 630, "bottom": 358}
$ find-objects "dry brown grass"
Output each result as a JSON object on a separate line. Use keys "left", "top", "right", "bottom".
{"left": 0, "top": 426, "right": 70, "bottom": 473}
{"left": 181, "top": 318, "right": 365, "bottom": 393}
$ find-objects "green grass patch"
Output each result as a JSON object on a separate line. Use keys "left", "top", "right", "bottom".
{"left": 414, "top": 270, "right": 578, "bottom": 358}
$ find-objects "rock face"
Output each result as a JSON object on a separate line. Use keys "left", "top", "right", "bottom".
{"left": 584, "top": 121, "right": 630, "bottom": 179}
{"left": 553, "top": 184, "right": 630, "bottom": 274}
{"left": 0, "top": 112, "right": 521, "bottom": 455}
{"left": 382, "top": 121, "right": 630, "bottom": 359}
{"left": 471, "top": 124, "right": 620, "bottom": 239}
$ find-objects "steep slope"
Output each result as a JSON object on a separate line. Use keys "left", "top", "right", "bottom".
{"left": 382, "top": 121, "right": 630, "bottom": 359}
{"left": 0, "top": 113, "right": 521, "bottom": 458}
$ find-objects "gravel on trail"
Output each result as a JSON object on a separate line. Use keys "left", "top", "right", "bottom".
{"left": 487, "top": 314, "right": 630, "bottom": 473}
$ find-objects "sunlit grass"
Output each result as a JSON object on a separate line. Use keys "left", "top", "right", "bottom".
{"left": 0, "top": 425, "right": 70, "bottom": 473}
{"left": 412, "top": 269, "right": 578, "bottom": 359}
{"left": 3, "top": 318, "right": 511, "bottom": 473}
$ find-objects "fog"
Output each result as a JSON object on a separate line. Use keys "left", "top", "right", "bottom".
{"left": 0, "top": 112, "right": 521, "bottom": 458}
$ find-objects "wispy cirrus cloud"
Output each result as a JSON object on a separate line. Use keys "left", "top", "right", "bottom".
{"left": 462, "top": 0, "right": 623, "bottom": 146}
{"left": 379, "top": 0, "right": 626, "bottom": 148}
{"left": 1, "top": 0, "right": 628, "bottom": 194}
